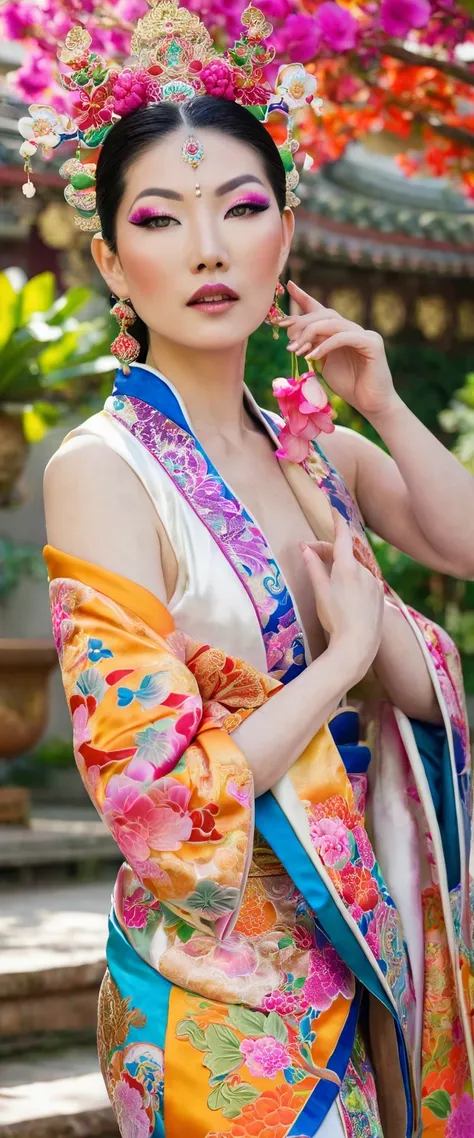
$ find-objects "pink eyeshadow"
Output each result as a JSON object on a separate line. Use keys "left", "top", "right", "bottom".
{"left": 229, "top": 193, "right": 270, "bottom": 208}
{"left": 128, "top": 205, "right": 168, "bottom": 223}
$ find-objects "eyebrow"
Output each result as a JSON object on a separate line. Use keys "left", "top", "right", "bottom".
{"left": 129, "top": 174, "right": 266, "bottom": 209}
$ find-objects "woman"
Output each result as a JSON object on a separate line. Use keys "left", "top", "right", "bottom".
{"left": 32, "top": 3, "right": 474, "bottom": 1136}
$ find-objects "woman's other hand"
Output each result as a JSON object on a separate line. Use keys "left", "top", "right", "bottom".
{"left": 279, "top": 280, "right": 400, "bottom": 422}
{"left": 301, "top": 508, "right": 384, "bottom": 686}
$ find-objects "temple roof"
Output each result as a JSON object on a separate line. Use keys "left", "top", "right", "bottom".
{"left": 295, "top": 145, "right": 474, "bottom": 277}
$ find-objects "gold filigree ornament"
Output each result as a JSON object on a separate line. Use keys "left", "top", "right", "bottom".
{"left": 18, "top": 1, "right": 323, "bottom": 229}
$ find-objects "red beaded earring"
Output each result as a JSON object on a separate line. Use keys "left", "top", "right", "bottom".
{"left": 110, "top": 300, "right": 141, "bottom": 375}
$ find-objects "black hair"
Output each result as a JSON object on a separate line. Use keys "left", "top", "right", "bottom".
{"left": 96, "top": 97, "right": 287, "bottom": 361}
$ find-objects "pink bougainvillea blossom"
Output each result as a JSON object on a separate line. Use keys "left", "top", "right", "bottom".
{"left": 380, "top": 0, "right": 431, "bottom": 37}
{"left": 314, "top": 2, "right": 358, "bottom": 51}
{"left": 275, "top": 13, "right": 320, "bottom": 63}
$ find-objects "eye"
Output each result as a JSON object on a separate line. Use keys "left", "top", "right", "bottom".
{"left": 143, "top": 215, "right": 179, "bottom": 229}
{"left": 128, "top": 212, "right": 180, "bottom": 229}
{"left": 226, "top": 202, "right": 270, "bottom": 219}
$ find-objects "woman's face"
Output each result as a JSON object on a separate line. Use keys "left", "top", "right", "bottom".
{"left": 93, "top": 125, "right": 294, "bottom": 352}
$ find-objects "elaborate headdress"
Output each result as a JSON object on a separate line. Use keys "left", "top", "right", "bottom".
{"left": 18, "top": 1, "right": 322, "bottom": 230}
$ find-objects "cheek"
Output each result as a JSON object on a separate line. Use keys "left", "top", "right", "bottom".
{"left": 116, "top": 230, "right": 175, "bottom": 306}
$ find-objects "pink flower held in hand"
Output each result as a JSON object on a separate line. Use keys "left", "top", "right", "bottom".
{"left": 380, "top": 0, "right": 431, "bottom": 37}
{"left": 273, "top": 371, "right": 335, "bottom": 463}
{"left": 315, "top": 3, "right": 358, "bottom": 51}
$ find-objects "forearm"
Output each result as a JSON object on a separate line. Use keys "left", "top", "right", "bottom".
{"left": 368, "top": 394, "right": 474, "bottom": 576}
{"left": 372, "top": 600, "right": 442, "bottom": 724}
{"left": 233, "top": 641, "right": 358, "bottom": 797}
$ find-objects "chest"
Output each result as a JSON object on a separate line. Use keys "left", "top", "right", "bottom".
{"left": 201, "top": 432, "right": 331, "bottom": 662}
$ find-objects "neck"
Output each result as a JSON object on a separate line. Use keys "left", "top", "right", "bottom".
{"left": 146, "top": 334, "right": 251, "bottom": 444}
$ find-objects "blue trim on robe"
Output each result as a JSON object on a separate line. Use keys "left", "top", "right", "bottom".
{"left": 112, "top": 367, "right": 306, "bottom": 682}
{"left": 288, "top": 985, "right": 362, "bottom": 1135}
{"left": 410, "top": 719, "right": 460, "bottom": 890}
{"left": 255, "top": 792, "right": 413, "bottom": 1138}
{"left": 328, "top": 709, "right": 371, "bottom": 775}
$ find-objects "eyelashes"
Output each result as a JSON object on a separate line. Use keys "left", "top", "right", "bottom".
{"left": 127, "top": 207, "right": 177, "bottom": 227}
{"left": 226, "top": 197, "right": 270, "bottom": 217}
{"left": 127, "top": 197, "right": 271, "bottom": 228}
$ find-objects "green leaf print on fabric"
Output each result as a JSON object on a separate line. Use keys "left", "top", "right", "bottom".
{"left": 227, "top": 1007, "right": 268, "bottom": 1036}
{"left": 185, "top": 880, "right": 240, "bottom": 918}
{"left": 176, "top": 1020, "right": 208, "bottom": 1051}
{"left": 423, "top": 1090, "right": 452, "bottom": 1119}
{"left": 203, "top": 1023, "right": 243, "bottom": 1081}
{"left": 208, "top": 1081, "right": 260, "bottom": 1119}
{"left": 265, "top": 1011, "right": 288, "bottom": 1043}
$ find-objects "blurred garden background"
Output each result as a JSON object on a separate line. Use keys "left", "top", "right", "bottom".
{"left": 0, "top": 1, "right": 473, "bottom": 1134}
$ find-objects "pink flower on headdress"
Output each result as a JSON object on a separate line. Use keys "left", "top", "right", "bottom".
{"left": 73, "top": 84, "right": 114, "bottom": 131}
{"left": 201, "top": 59, "right": 236, "bottom": 100}
{"left": 380, "top": 0, "right": 431, "bottom": 37}
{"left": 273, "top": 372, "right": 335, "bottom": 463}
{"left": 315, "top": 2, "right": 358, "bottom": 52}
{"left": 113, "top": 69, "right": 149, "bottom": 116}
{"left": 234, "top": 71, "right": 272, "bottom": 106}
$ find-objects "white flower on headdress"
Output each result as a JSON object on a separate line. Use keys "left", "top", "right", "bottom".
{"left": 18, "top": 105, "right": 75, "bottom": 152}
{"left": 274, "top": 64, "right": 320, "bottom": 112}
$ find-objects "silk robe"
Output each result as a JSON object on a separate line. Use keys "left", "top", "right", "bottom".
{"left": 45, "top": 364, "right": 474, "bottom": 1138}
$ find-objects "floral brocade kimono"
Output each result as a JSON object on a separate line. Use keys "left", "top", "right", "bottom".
{"left": 46, "top": 364, "right": 474, "bottom": 1138}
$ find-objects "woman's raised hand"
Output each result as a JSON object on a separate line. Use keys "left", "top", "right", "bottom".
{"left": 279, "top": 280, "right": 400, "bottom": 422}
{"left": 301, "top": 508, "right": 385, "bottom": 685}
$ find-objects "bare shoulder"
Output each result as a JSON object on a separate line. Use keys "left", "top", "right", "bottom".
{"left": 44, "top": 433, "right": 166, "bottom": 599}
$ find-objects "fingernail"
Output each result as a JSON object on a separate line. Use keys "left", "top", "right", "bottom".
{"left": 287, "top": 341, "right": 298, "bottom": 350}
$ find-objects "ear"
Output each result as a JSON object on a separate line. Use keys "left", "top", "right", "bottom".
{"left": 90, "top": 234, "right": 129, "bottom": 299}
{"left": 278, "top": 207, "right": 295, "bottom": 276}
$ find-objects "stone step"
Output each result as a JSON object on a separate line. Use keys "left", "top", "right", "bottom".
{"left": 0, "top": 880, "right": 113, "bottom": 1039}
{"left": 0, "top": 813, "right": 121, "bottom": 874}
{"left": 0, "top": 1045, "right": 119, "bottom": 1137}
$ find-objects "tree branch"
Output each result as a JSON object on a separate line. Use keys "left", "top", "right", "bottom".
{"left": 414, "top": 113, "right": 474, "bottom": 148}
{"left": 384, "top": 44, "right": 474, "bottom": 87}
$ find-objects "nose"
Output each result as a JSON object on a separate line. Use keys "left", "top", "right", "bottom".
{"left": 188, "top": 209, "right": 230, "bottom": 276}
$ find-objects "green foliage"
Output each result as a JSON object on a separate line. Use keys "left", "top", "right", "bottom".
{"left": 244, "top": 319, "right": 290, "bottom": 409}
{"left": 0, "top": 539, "right": 46, "bottom": 602}
{"left": 0, "top": 736, "right": 74, "bottom": 787}
{"left": 440, "top": 371, "right": 474, "bottom": 474}
{"left": 0, "top": 268, "right": 115, "bottom": 441}
{"left": 387, "top": 345, "right": 474, "bottom": 437}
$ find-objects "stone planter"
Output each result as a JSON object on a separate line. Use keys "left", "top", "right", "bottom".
{"left": 0, "top": 639, "right": 58, "bottom": 758}
{"left": 0, "top": 412, "right": 28, "bottom": 507}
{"left": 0, "top": 640, "right": 58, "bottom": 822}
